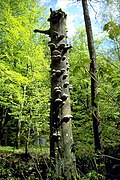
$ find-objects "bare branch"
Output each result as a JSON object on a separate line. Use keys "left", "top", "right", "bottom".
{"left": 34, "top": 29, "right": 50, "bottom": 35}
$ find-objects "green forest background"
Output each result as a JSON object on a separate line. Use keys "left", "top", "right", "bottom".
{"left": 0, "top": 0, "right": 120, "bottom": 179}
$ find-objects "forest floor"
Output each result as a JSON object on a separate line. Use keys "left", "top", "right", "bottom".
{"left": 0, "top": 145, "right": 50, "bottom": 180}
{"left": 0, "top": 145, "right": 49, "bottom": 154}
{"left": 0, "top": 145, "right": 120, "bottom": 179}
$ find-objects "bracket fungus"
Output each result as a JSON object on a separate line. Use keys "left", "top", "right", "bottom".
{"left": 61, "top": 115, "right": 73, "bottom": 123}
{"left": 54, "top": 88, "right": 61, "bottom": 95}
{"left": 48, "top": 42, "right": 56, "bottom": 49}
{"left": 52, "top": 30, "right": 59, "bottom": 36}
{"left": 58, "top": 34, "right": 65, "bottom": 41}
{"left": 62, "top": 56, "right": 66, "bottom": 61}
{"left": 52, "top": 69, "right": 56, "bottom": 73}
{"left": 61, "top": 68, "right": 66, "bottom": 73}
{"left": 58, "top": 43, "right": 66, "bottom": 49}
{"left": 52, "top": 55, "right": 61, "bottom": 61}
{"left": 61, "top": 93, "right": 68, "bottom": 101}
{"left": 55, "top": 98, "right": 63, "bottom": 105}
{"left": 62, "top": 45, "right": 72, "bottom": 54}
{"left": 51, "top": 73, "right": 56, "bottom": 78}
{"left": 64, "top": 82, "right": 69, "bottom": 88}
{"left": 69, "top": 85, "right": 73, "bottom": 90}
{"left": 63, "top": 74, "right": 68, "bottom": 79}
{"left": 52, "top": 50, "right": 61, "bottom": 55}
{"left": 54, "top": 86, "right": 62, "bottom": 91}
{"left": 56, "top": 69, "right": 61, "bottom": 75}
{"left": 67, "top": 65, "right": 70, "bottom": 70}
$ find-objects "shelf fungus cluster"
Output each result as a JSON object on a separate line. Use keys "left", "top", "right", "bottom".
{"left": 47, "top": 9, "right": 73, "bottom": 147}
{"left": 61, "top": 115, "right": 73, "bottom": 123}
{"left": 34, "top": 10, "right": 76, "bottom": 175}
{"left": 53, "top": 132, "right": 61, "bottom": 141}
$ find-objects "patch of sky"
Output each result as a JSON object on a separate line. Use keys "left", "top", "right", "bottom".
{"left": 39, "top": 0, "right": 117, "bottom": 53}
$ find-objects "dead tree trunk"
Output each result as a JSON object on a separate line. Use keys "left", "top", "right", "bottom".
{"left": 34, "top": 9, "right": 77, "bottom": 179}
{"left": 82, "top": 0, "right": 105, "bottom": 177}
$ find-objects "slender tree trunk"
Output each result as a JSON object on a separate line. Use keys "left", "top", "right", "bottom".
{"left": 0, "top": 108, "right": 4, "bottom": 145}
{"left": 82, "top": 0, "right": 105, "bottom": 177}
{"left": 25, "top": 107, "right": 32, "bottom": 155}
{"left": 34, "top": 8, "right": 77, "bottom": 180}
{"left": 17, "top": 85, "right": 26, "bottom": 148}
{"left": 0, "top": 109, "right": 9, "bottom": 146}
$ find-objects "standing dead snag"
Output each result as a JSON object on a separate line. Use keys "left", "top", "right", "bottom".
{"left": 34, "top": 9, "right": 77, "bottom": 179}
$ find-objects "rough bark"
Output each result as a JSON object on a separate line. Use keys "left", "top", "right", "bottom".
{"left": 34, "top": 8, "right": 77, "bottom": 179}
{"left": 82, "top": 0, "right": 105, "bottom": 176}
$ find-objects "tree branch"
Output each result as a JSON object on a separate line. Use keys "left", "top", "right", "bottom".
{"left": 96, "top": 154, "right": 120, "bottom": 161}
{"left": 34, "top": 29, "right": 50, "bottom": 35}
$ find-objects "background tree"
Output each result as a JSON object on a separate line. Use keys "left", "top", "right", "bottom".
{"left": 81, "top": 1, "right": 105, "bottom": 176}
{"left": 0, "top": 0, "right": 50, "bottom": 148}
